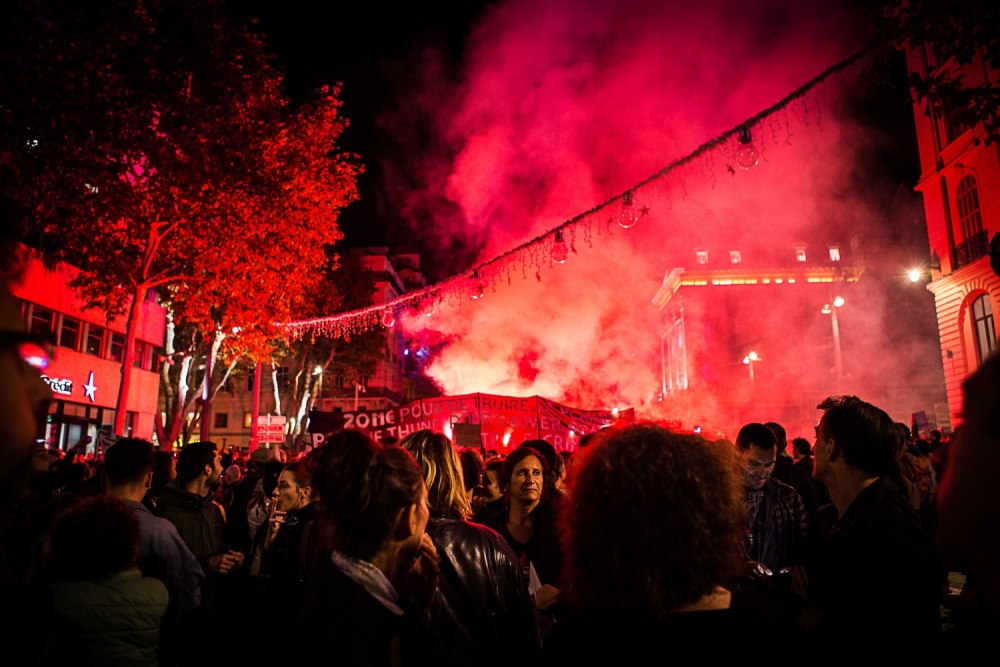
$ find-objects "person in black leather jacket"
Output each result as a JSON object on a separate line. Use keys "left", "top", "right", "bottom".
{"left": 401, "top": 429, "right": 540, "bottom": 665}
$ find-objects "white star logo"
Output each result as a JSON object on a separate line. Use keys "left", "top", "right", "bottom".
{"left": 83, "top": 371, "right": 97, "bottom": 402}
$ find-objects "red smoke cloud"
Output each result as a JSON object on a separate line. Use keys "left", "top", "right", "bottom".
{"left": 389, "top": 0, "right": 943, "bottom": 437}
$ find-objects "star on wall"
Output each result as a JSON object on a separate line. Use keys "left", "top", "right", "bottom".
{"left": 639, "top": 205, "right": 652, "bottom": 217}
{"left": 83, "top": 371, "right": 97, "bottom": 402}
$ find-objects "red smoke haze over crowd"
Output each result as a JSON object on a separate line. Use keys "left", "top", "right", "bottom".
{"left": 387, "top": 0, "right": 942, "bottom": 438}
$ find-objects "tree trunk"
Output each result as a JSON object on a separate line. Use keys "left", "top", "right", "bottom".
{"left": 154, "top": 312, "right": 178, "bottom": 448}
{"left": 162, "top": 354, "right": 194, "bottom": 449}
{"left": 114, "top": 286, "right": 146, "bottom": 435}
{"left": 271, "top": 358, "right": 282, "bottom": 416}
{"left": 196, "top": 331, "right": 225, "bottom": 442}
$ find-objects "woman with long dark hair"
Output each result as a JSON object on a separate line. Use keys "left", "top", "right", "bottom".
{"left": 296, "top": 431, "right": 442, "bottom": 665}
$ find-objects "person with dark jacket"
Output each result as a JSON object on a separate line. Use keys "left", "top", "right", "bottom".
{"left": 737, "top": 424, "right": 809, "bottom": 576}
{"left": 105, "top": 438, "right": 204, "bottom": 615}
{"left": 227, "top": 448, "right": 268, "bottom": 553}
{"left": 296, "top": 431, "right": 443, "bottom": 665}
{"left": 795, "top": 396, "right": 940, "bottom": 647}
{"left": 792, "top": 437, "right": 831, "bottom": 507}
{"left": 44, "top": 496, "right": 168, "bottom": 665}
{"left": 257, "top": 459, "right": 318, "bottom": 610}
{"left": 766, "top": 422, "right": 820, "bottom": 521}
{"left": 472, "top": 458, "right": 506, "bottom": 524}
{"left": 543, "top": 425, "right": 794, "bottom": 661}
{"left": 142, "top": 451, "right": 176, "bottom": 512}
{"left": 401, "top": 430, "right": 539, "bottom": 665}
{"left": 155, "top": 441, "right": 242, "bottom": 577}
{"left": 484, "top": 447, "right": 564, "bottom": 626}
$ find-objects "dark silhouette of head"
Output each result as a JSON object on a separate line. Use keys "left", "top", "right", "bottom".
{"left": 817, "top": 396, "right": 897, "bottom": 477}
{"left": 103, "top": 438, "right": 155, "bottom": 488}
{"left": 308, "top": 430, "right": 424, "bottom": 561}
{"left": 48, "top": 496, "right": 140, "bottom": 580}
{"left": 562, "top": 424, "right": 743, "bottom": 618}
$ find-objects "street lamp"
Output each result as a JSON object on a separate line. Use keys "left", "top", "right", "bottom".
{"left": 908, "top": 269, "right": 921, "bottom": 283}
{"left": 742, "top": 350, "right": 760, "bottom": 386}
{"left": 821, "top": 296, "right": 845, "bottom": 388}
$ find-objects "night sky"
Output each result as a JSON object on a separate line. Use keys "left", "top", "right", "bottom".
{"left": 226, "top": 1, "right": 922, "bottom": 281}
{"left": 226, "top": 1, "right": 489, "bottom": 276}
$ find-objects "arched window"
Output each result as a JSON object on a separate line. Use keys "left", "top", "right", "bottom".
{"left": 955, "top": 175, "right": 984, "bottom": 241}
{"left": 972, "top": 294, "right": 997, "bottom": 365}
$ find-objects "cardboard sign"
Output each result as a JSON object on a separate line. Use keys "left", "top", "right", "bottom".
{"left": 308, "top": 393, "right": 615, "bottom": 452}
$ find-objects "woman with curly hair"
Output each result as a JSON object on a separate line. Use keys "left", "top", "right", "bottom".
{"left": 544, "top": 424, "right": 788, "bottom": 659}
{"left": 401, "top": 429, "right": 539, "bottom": 664}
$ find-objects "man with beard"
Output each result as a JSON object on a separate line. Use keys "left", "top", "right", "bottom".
{"left": 737, "top": 423, "right": 809, "bottom": 578}
{"left": 155, "top": 441, "right": 242, "bottom": 576}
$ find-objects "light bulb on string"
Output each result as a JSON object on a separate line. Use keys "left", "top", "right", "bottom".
{"left": 552, "top": 230, "right": 569, "bottom": 264}
{"left": 617, "top": 191, "right": 640, "bottom": 229}
{"left": 735, "top": 126, "right": 759, "bottom": 170}
{"left": 470, "top": 270, "right": 485, "bottom": 300}
{"left": 381, "top": 310, "right": 395, "bottom": 328}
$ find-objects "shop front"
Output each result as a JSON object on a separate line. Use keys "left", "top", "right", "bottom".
{"left": 12, "top": 256, "right": 165, "bottom": 453}
{"left": 41, "top": 350, "right": 160, "bottom": 454}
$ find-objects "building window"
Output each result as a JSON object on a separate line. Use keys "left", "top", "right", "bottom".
{"left": 125, "top": 411, "right": 137, "bottom": 437}
{"left": 943, "top": 113, "right": 968, "bottom": 146}
{"left": 829, "top": 246, "right": 841, "bottom": 262}
{"left": 86, "top": 326, "right": 104, "bottom": 356}
{"left": 335, "top": 375, "right": 345, "bottom": 389}
{"left": 133, "top": 341, "right": 147, "bottom": 369}
{"left": 956, "top": 175, "right": 984, "bottom": 241}
{"left": 214, "top": 412, "right": 229, "bottom": 429}
{"left": 695, "top": 250, "right": 709, "bottom": 265}
{"left": 246, "top": 367, "right": 256, "bottom": 392}
{"left": 358, "top": 375, "right": 369, "bottom": 388}
{"left": 59, "top": 317, "right": 81, "bottom": 350}
{"left": 30, "top": 306, "right": 54, "bottom": 337}
{"left": 972, "top": 294, "right": 997, "bottom": 365}
{"left": 277, "top": 366, "right": 290, "bottom": 386}
{"left": 794, "top": 246, "right": 807, "bottom": 262}
{"left": 244, "top": 413, "right": 253, "bottom": 428}
{"left": 109, "top": 333, "right": 125, "bottom": 362}
{"left": 729, "top": 250, "right": 742, "bottom": 264}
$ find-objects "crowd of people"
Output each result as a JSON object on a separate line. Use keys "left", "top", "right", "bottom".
{"left": 1, "top": 238, "right": 999, "bottom": 664}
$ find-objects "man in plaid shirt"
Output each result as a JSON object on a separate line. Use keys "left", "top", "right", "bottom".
{"left": 737, "top": 423, "right": 809, "bottom": 574}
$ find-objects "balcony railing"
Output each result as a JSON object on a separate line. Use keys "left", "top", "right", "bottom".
{"left": 953, "top": 229, "right": 990, "bottom": 271}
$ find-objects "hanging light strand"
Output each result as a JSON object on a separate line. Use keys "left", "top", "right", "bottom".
{"left": 283, "top": 38, "right": 895, "bottom": 340}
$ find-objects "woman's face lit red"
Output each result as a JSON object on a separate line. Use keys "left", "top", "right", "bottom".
{"left": 508, "top": 455, "right": 543, "bottom": 503}
{"left": 273, "top": 470, "right": 311, "bottom": 512}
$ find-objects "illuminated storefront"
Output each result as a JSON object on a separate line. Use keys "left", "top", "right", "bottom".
{"left": 12, "top": 258, "right": 164, "bottom": 452}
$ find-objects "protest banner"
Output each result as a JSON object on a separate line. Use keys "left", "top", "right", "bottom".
{"left": 308, "top": 393, "right": 614, "bottom": 452}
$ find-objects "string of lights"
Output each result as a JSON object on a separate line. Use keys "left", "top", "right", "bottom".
{"left": 283, "top": 38, "right": 896, "bottom": 341}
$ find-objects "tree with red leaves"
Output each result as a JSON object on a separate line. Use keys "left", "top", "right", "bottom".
{"left": 0, "top": 1, "right": 359, "bottom": 439}
{"left": 870, "top": 0, "right": 1000, "bottom": 144}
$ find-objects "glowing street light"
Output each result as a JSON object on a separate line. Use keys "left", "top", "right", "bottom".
{"left": 742, "top": 350, "right": 760, "bottom": 386}
{"left": 908, "top": 269, "right": 922, "bottom": 283}
{"left": 821, "top": 296, "right": 845, "bottom": 388}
